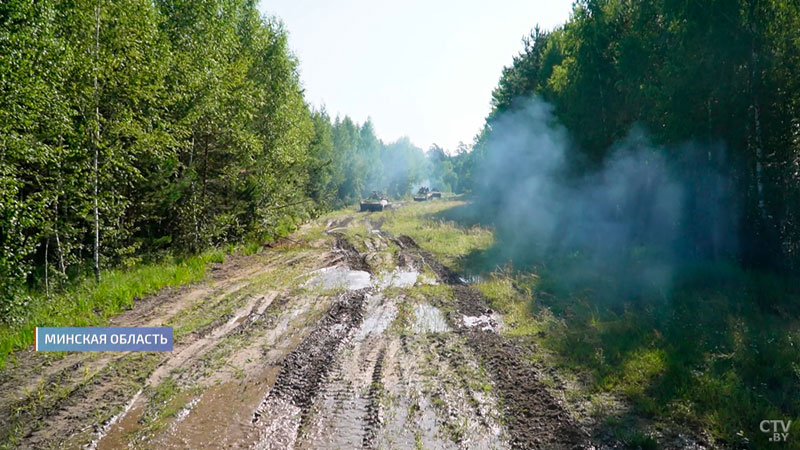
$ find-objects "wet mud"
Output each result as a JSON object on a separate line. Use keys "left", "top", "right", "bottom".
{"left": 396, "top": 234, "right": 591, "bottom": 450}
{"left": 251, "top": 290, "right": 369, "bottom": 448}
{"left": 1, "top": 212, "right": 595, "bottom": 450}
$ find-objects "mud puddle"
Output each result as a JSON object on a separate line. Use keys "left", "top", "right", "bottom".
{"left": 412, "top": 303, "right": 451, "bottom": 334}
{"left": 156, "top": 375, "right": 276, "bottom": 449}
{"left": 303, "top": 266, "right": 372, "bottom": 291}
{"left": 86, "top": 388, "right": 143, "bottom": 450}
{"left": 374, "top": 269, "right": 419, "bottom": 289}
{"left": 304, "top": 266, "right": 422, "bottom": 292}
{"left": 461, "top": 310, "right": 503, "bottom": 333}
{"left": 354, "top": 294, "right": 396, "bottom": 341}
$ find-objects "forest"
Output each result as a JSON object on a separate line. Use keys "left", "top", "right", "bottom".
{"left": 472, "top": 0, "right": 800, "bottom": 274}
{"left": 0, "top": 0, "right": 465, "bottom": 323}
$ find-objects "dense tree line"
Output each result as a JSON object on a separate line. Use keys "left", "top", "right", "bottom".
{"left": 307, "top": 110, "right": 466, "bottom": 204}
{"left": 472, "top": 0, "right": 800, "bottom": 273}
{"left": 0, "top": 0, "right": 316, "bottom": 319}
{"left": 0, "top": 0, "right": 458, "bottom": 321}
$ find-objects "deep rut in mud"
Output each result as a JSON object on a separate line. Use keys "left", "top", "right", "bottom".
{"left": 251, "top": 290, "right": 369, "bottom": 448}
{"left": 394, "top": 234, "right": 590, "bottom": 450}
{"left": 361, "top": 348, "right": 385, "bottom": 450}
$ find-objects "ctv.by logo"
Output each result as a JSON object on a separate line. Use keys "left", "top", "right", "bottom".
{"left": 760, "top": 420, "right": 792, "bottom": 442}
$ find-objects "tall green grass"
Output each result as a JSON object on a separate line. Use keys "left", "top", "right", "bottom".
{"left": 0, "top": 249, "right": 224, "bottom": 368}
{"left": 380, "top": 200, "right": 493, "bottom": 269}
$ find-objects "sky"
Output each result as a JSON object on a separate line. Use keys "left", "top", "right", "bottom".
{"left": 258, "top": 0, "right": 575, "bottom": 152}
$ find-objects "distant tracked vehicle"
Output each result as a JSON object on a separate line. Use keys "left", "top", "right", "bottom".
{"left": 413, "top": 187, "right": 432, "bottom": 201}
{"left": 430, "top": 188, "right": 442, "bottom": 198}
{"left": 360, "top": 191, "right": 391, "bottom": 212}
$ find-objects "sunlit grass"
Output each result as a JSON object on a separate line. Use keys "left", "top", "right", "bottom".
{"left": 528, "top": 264, "right": 800, "bottom": 447}
{"left": 474, "top": 274, "right": 553, "bottom": 337}
{"left": 380, "top": 200, "right": 493, "bottom": 269}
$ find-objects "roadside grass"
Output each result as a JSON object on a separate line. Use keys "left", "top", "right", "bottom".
{"left": 475, "top": 272, "right": 557, "bottom": 337}
{"left": 0, "top": 214, "right": 316, "bottom": 370}
{"left": 0, "top": 249, "right": 224, "bottom": 369}
{"left": 379, "top": 199, "right": 493, "bottom": 270}
{"left": 297, "top": 223, "right": 328, "bottom": 245}
{"left": 529, "top": 261, "right": 800, "bottom": 447}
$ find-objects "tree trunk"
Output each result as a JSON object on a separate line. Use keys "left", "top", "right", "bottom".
{"left": 201, "top": 132, "right": 209, "bottom": 202}
{"left": 92, "top": 2, "right": 101, "bottom": 282}
{"left": 752, "top": 95, "right": 766, "bottom": 221}
{"left": 749, "top": 3, "right": 767, "bottom": 223}
{"left": 190, "top": 134, "right": 200, "bottom": 249}
{"left": 54, "top": 197, "right": 66, "bottom": 278}
{"left": 45, "top": 237, "right": 50, "bottom": 297}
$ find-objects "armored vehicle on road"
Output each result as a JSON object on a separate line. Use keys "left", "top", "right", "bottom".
{"left": 413, "top": 187, "right": 432, "bottom": 202}
{"left": 360, "top": 191, "right": 391, "bottom": 212}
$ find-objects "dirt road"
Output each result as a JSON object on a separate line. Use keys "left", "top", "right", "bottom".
{"left": 0, "top": 206, "right": 589, "bottom": 449}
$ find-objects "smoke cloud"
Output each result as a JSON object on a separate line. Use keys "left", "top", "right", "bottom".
{"left": 473, "top": 98, "right": 738, "bottom": 300}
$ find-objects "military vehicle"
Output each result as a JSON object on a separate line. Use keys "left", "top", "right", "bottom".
{"left": 413, "top": 186, "right": 432, "bottom": 202}
{"left": 430, "top": 188, "right": 442, "bottom": 198}
{"left": 360, "top": 191, "right": 391, "bottom": 212}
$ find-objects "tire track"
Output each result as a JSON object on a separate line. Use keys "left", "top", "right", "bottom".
{"left": 251, "top": 289, "right": 369, "bottom": 449}
{"left": 361, "top": 348, "right": 386, "bottom": 449}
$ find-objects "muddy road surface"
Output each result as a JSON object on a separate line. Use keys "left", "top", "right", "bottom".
{"left": 0, "top": 208, "right": 590, "bottom": 449}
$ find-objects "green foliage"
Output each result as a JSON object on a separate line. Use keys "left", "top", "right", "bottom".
{"left": 306, "top": 112, "right": 465, "bottom": 206}
{"left": 0, "top": 0, "right": 462, "bottom": 326}
{"left": 478, "top": 0, "right": 800, "bottom": 271}
{"left": 0, "top": 0, "right": 319, "bottom": 321}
